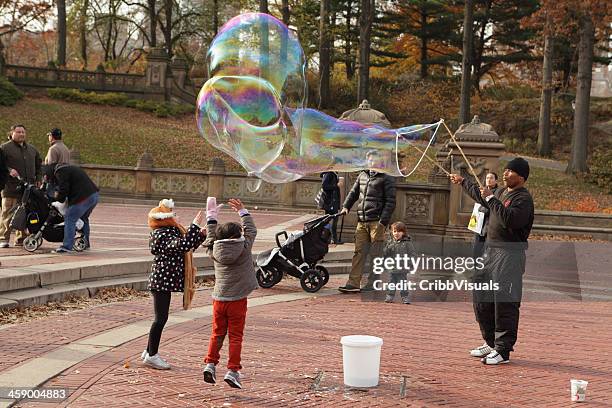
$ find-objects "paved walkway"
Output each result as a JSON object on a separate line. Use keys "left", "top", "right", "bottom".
{"left": 0, "top": 273, "right": 611, "bottom": 407}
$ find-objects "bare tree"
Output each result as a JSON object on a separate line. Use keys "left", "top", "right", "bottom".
{"left": 537, "top": 13, "right": 553, "bottom": 157}
{"left": 567, "top": 12, "right": 594, "bottom": 174}
{"left": 319, "top": 0, "right": 331, "bottom": 108}
{"left": 459, "top": 0, "right": 474, "bottom": 125}
{"left": 357, "top": 0, "right": 374, "bottom": 103}
{"left": 56, "top": 0, "right": 67, "bottom": 66}
{"left": 281, "top": 0, "right": 289, "bottom": 25}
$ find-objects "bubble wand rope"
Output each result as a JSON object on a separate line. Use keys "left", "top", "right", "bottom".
{"left": 442, "top": 120, "right": 484, "bottom": 189}
{"left": 402, "top": 138, "right": 451, "bottom": 176}
{"left": 395, "top": 120, "right": 443, "bottom": 178}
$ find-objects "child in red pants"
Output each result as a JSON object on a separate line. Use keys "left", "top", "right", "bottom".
{"left": 203, "top": 198, "right": 258, "bottom": 389}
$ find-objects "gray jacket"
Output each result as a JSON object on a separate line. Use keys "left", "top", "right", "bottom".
{"left": 204, "top": 214, "right": 258, "bottom": 301}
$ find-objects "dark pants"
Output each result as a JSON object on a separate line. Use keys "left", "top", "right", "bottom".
{"left": 324, "top": 207, "right": 340, "bottom": 243}
{"left": 472, "top": 233, "right": 486, "bottom": 259}
{"left": 473, "top": 247, "right": 525, "bottom": 357}
{"left": 147, "top": 290, "right": 171, "bottom": 356}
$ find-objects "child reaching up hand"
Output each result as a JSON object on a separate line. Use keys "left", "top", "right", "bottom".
{"left": 202, "top": 198, "right": 258, "bottom": 389}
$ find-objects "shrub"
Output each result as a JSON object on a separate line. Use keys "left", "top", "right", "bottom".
{"left": 584, "top": 148, "right": 612, "bottom": 194}
{"left": 481, "top": 84, "right": 539, "bottom": 101}
{"left": 0, "top": 77, "right": 24, "bottom": 106}
{"left": 47, "top": 88, "right": 192, "bottom": 117}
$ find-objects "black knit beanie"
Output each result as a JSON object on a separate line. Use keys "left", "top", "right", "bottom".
{"left": 505, "top": 157, "right": 530, "bottom": 180}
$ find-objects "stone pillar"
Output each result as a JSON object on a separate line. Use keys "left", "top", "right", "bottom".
{"left": 0, "top": 39, "right": 5, "bottom": 76}
{"left": 135, "top": 151, "right": 154, "bottom": 198}
{"left": 145, "top": 48, "right": 170, "bottom": 100}
{"left": 281, "top": 182, "right": 296, "bottom": 207}
{"left": 208, "top": 158, "right": 225, "bottom": 199}
{"left": 171, "top": 56, "right": 188, "bottom": 89}
{"left": 446, "top": 116, "right": 505, "bottom": 227}
{"left": 69, "top": 147, "right": 81, "bottom": 166}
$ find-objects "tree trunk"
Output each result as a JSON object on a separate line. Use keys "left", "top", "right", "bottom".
{"left": 459, "top": 0, "right": 473, "bottom": 125}
{"left": 345, "top": 0, "right": 354, "bottom": 80}
{"left": 164, "top": 0, "right": 173, "bottom": 58}
{"left": 148, "top": 0, "right": 156, "bottom": 47}
{"left": 357, "top": 0, "right": 374, "bottom": 103}
{"left": 213, "top": 0, "right": 219, "bottom": 36}
{"left": 79, "top": 0, "right": 89, "bottom": 67}
{"left": 567, "top": 13, "right": 594, "bottom": 174}
{"left": 281, "top": 0, "right": 290, "bottom": 25}
{"left": 56, "top": 0, "right": 67, "bottom": 66}
{"left": 537, "top": 22, "right": 553, "bottom": 157}
{"left": 420, "top": 8, "right": 427, "bottom": 79}
{"left": 319, "top": 0, "right": 331, "bottom": 109}
{"left": 259, "top": 0, "right": 269, "bottom": 14}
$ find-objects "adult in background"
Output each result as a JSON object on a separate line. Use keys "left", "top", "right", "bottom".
{"left": 450, "top": 157, "right": 534, "bottom": 365}
{"left": 468, "top": 172, "right": 499, "bottom": 259}
{"left": 319, "top": 171, "right": 342, "bottom": 244}
{"left": 47, "top": 163, "right": 100, "bottom": 253}
{"left": 44, "top": 128, "right": 71, "bottom": 199}
{"left": 0, "top": 125, "right": 42, "bottom": 248}
{"left": 0, "top": 148, "right": 7, "bottom": 197}
{"left": 339, "top": 150, "right": 396, "bottom": 293}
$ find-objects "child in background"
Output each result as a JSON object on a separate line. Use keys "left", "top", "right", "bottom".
{"left": 202, "top": 197, "right": 258, "bottom": 389}
{"left": 384, "top": 221, "right": 416, "bottom": 304}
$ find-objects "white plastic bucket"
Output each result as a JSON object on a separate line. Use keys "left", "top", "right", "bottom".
{"left": 340, "top": 335, "right": 383, "bottom": 387}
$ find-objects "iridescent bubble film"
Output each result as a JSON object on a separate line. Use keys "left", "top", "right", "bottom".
{"left": 197, "top": 13, "right": 440, "bottom": 183}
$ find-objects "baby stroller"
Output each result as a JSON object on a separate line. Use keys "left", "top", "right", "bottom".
{"left": 10, "top": 179, "right": 87, "bottom": 253}
{"left": 255, "top": 213, "right": 341, "bottom": 293}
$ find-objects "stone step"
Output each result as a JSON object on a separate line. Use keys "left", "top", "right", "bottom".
{"left": 0, "top": 259, "right": 352, "bottom": 310}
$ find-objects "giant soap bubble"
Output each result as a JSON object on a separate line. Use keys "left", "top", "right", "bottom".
{"left": 197, "top": 13, "right": 441, "bottom": 183}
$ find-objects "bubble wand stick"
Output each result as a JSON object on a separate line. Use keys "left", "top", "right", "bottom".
{"left": 442, "top": 121, "right": 484, "bottom": 189}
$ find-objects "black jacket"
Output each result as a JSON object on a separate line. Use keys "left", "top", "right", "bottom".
{"left": 0, "top": 151, "right": 7, "bottom": 192}
{"left": 462, "top": 178, "right": 534, "bottom": 246}
{"left": 320, "top": 172, "right": 341, "bottom": 213}
{"left": 343, "top": 171, "right": 396, "bottom": 226}
{"left": 54, "top": 164, "right": 99, "bottom": 205}
{"left": 0, "top": 140, "right": 42, "bottom": 198}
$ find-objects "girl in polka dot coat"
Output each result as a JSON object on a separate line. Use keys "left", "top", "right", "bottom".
{"left": 143, "top": 199, "right": 206, "bottom": 370}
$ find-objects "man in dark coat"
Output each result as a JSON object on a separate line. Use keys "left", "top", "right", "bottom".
{"left": 450, "top": 157, "right": 534, "bottom": 365}
{"left": 46, "top": 163, "right": 100, "bottom": 253}
{"left": 339, "top": 150, "right": 396, "bottom": 293}
{"left": 0, "top": 125, "right": 42, "bottom": 248}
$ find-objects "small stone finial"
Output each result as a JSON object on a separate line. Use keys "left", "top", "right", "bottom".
{"left": 359, "top": 99, "right": 370, "bottom": 109}
{"left": 136, "top": 151, "right": 154, "bottom": 169}
{"left": 471, "top": 115, "right": 481, "bottom": 124}
{"left": 69, "top": 147, "right": 81, "bottom": 165}
{"left": 209, "top": 157, "right": 226, "bottom": 173}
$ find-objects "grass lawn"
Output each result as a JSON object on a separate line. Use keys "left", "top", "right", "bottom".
{"left": 1, "top": 96, "right": 609, "bottom": 213}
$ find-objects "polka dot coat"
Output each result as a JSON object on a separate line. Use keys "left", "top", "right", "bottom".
{"left": 148, "top": 224, "right": 205, "bottom": 292}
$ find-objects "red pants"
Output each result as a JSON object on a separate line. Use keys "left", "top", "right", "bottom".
{"left": 205, "top": 298, "right": 247, "bottom": 371}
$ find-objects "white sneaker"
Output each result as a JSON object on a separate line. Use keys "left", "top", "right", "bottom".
{"left": 481, "top": 350, "right": 510, "bottom": 365}
{"left": 143, "top": 353, "right": 171, "bottom": 370}
{"left": 141, "top": 350, "right": 148, "bottom": 361}
{"left": 0, "top": 242, "right": 8, "bottom": 248}
{"left": 469, "top": 343, "right": 493, "bottom": 357}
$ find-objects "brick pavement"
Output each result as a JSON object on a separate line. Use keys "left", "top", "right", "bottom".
{"left": 2, "top": 274, "right": 611, "bottom": 407}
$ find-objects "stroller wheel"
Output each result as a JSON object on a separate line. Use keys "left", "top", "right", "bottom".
{"left": 300, "top": 269, "right": 324, "bottom": 293}
{"left": 73, "top": 237, "right": 87, "bottom": 252}
{"left": 23, "top": 235, "right": 39, "bottom": 252}
{"left": 315, "top": 265, "right": 330, "bottom": 286}
{"left": 256, "top": 267, "right": 277, "bottom": 289}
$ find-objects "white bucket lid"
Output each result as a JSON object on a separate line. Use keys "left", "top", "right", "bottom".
{"left": 341, "top": 335, "right": 383, "bottom": 347}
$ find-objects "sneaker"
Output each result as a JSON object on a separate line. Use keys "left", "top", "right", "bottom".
{"left": 0, "top": 242, "right": 8, "bottom": 248}
{"left": 141, "top": 350, "right": 148, "bottom": 361}
{"left": 203, "top": 363, "right": 216, "bottom": 384}
{"left": 224, "top": 370, "right": 242, "bottom": 389}
{"left": 338, "top": 285, "right": 360, "bottom": 293}
{"left": 469, "top": 343, "right": 493, "bottom": 358}
{"left": 401, "top": 296, "right": 411, "bottom": 304}
{"left": 481, "top": 350, "right": 510, "bottom": 365}
{"left": 143, "top": 353, "right": 171, "bottom": 370}
{"left": 52, "top": 247, "right": 73, "bottom": 254}
{"left": 384, "top": 294, "right": 394, "bottom": 303}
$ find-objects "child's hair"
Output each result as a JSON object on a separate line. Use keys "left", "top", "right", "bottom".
{"left": 217, "top": 222, "right": 242, "bottom": 240}
{"left": 391, "top": 221, "right": 407, "bottom": 234}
